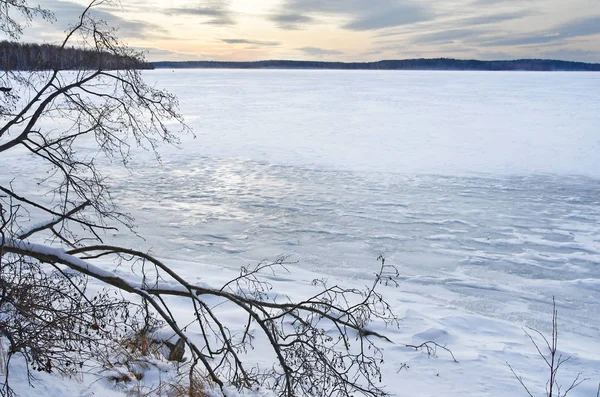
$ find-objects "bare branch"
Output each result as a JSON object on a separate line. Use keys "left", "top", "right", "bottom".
{"left": 3, "top": 237, "right": 399, "bottom": 396}
{"left": 405, "top": 341, "right": 458, "bottom": 363}
{"left": 18, "top": 201, "right": 90, "bottom": 239}
{"left": 507, "top": 362, "right": 535, "bottom": 397}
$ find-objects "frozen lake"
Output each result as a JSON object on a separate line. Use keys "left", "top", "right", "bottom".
{"left": 3, "top": 69, "right": 600, "bottom": 396}
{"left": 104, "top": 70, "right": 600, "bottom": 339}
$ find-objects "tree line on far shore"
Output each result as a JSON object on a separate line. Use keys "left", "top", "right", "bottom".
{"left": 0, "top": 40, "right": 153, "bottom": 71}
{"left": 153, "top": 58, "right": 600, "bottom": 71}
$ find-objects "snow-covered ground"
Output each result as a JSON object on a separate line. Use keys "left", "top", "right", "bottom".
{"left": 3, "top": 70, "right": 600, "bottom": 396}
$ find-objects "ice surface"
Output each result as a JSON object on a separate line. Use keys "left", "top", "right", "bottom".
{"left": 102, "top": 70, "right": 600, "bottom": 339}
{"left": 141, "top": 69, "right": 600, "bottom": 178}
{"left": 2, "top": 70, "right": 599, "bottom": 396}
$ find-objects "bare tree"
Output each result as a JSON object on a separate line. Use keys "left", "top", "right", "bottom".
{"left": 0, "top": 1, "right": 401, "bottom": 396}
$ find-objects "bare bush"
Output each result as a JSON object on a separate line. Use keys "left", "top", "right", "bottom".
{"left": 508, "top": 297, "right": 588, "bottom": 397}
{"left": 0, "top": 256, "right": 127, "bottom": 372}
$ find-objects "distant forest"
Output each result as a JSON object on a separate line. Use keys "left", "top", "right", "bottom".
{"left": 2, "top": 41, "right": 599, "bottom": 72}
{"left": 0, "top": 41, "right": 153, "bottom": 71}
{"left": 153, "top": 59, "right": 600, "bottom": 72}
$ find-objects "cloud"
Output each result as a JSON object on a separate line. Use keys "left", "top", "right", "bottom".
{"left": 459, "top": 11, "right": 534, "bottom": 26}
{"left": 376, "top": 8, "right": 532, "bottom": 42}
{"left": 376, "top": 9, "right": 537, "bottom": 44}
{"left": 380, "top": 11, "right": 599, "bottom": 51}
{"left": 479, "top": 16, "right": 600, "bottom": 47}
{"left": 164, "top": 5, "right": 235, "bottom": 25}
{"left": 134, "top": 46, "right": 203, "bottom": 62}
{"left": 362, "top": 49, "right": 384, "bottom": 56}
{"left": 272, "top": 0, "right": 433, "bottom": 31}
{"left": 481, "top": 34, "right": 561, "bottom": 47}
{"left": 22, "top": 0, "right": 169, "bottom": 43}
{"left": 557, "top": 16, "right": 600, "bottom": 38}
{"left": 410, "top": 28, "right": 491, "bottom": 45}
{"left": 342, "top": 3, "right": 432, "bottom": 31}
{"left": 297, "top": 46, "right": 344, "bottom": 56}
{"left": 221, "top": 39, "right": 281, "bottom": 46}
{"left": 469, "top": 0, "right": 526, "bottom": 5}
{"left": 269, "top": 13, "right": 314, "bottom": 30}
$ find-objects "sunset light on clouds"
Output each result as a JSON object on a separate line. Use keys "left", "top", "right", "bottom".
{"left": 27, "top": 0, "right": 600, "bottom": 62}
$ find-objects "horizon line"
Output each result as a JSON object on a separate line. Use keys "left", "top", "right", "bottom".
{"left": 150, "top": 57, "right": 600, "bottom": 65}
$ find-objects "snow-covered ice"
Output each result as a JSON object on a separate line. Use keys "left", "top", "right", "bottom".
{"left": 2, "top": 70, "right": 599, "bottom": 396}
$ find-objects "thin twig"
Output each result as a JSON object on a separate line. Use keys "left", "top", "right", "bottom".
{"left": 405, "top": 341, "right": 458, "bottom": 363}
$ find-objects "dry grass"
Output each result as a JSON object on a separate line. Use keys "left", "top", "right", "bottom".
{"left": 120, "top": 331, "right": 163, "bottom": 359}
{"left": 100, "top": 329, "right": 165, "bottom": 389}
{"left": 166, "top": 373, "right": 210, "bottom": 397}
{"left": 112, "top": 330, "right": 210, "bottom": 397}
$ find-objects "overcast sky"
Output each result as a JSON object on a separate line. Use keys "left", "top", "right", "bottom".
{"left": 21, "top": 0, "right": 600, "bottom": 62}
